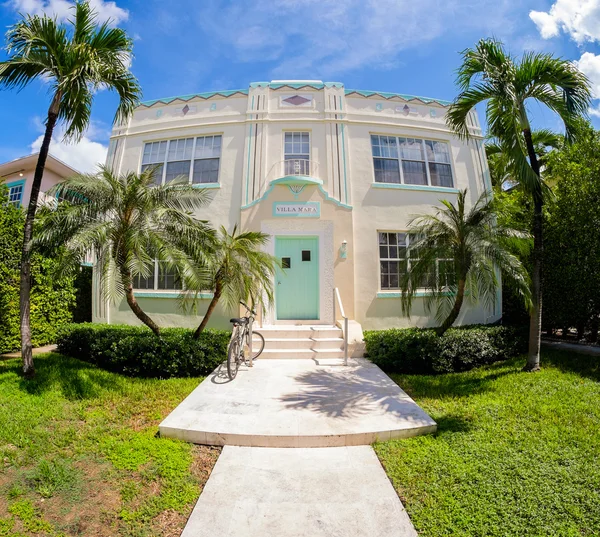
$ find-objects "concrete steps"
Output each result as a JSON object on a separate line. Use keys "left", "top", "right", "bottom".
{"left": 257, "top": 325, "right": 345, "bottom": 359}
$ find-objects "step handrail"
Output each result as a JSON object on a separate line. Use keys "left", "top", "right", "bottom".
{"left": 333, "top": 288, "right": 349, "bottom": 366}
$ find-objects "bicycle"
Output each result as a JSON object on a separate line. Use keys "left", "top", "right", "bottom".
{"left": 226, "top": 301, "right": 265, "bottom": 380}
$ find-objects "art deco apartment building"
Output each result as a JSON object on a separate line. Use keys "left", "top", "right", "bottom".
{"left": 94, "top": 80, "right": 498, "bottom": 336}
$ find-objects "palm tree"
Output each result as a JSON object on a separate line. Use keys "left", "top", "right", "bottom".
{"left": 36, "top": 167, "right": 215, "bottom": 336}
{"left": 400, "top": 190, "right": 531, "bottom": 336}
{"left": 486, "top": 130, "right": 561, "bottom": 192}
{"left": 190, "top": 225, "right": 277, "bottom": 338}
{"left": 0, "top": 1, "right": 141, "bottom": 377}
{"left": 446, "top": 38, "right": 591, "bottom": 370}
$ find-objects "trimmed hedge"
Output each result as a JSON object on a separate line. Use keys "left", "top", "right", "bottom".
{"left": 364, "top": 325, "right": 527, "bottom": 374}
{"left": 57, "top": 323, "right": 230, "bottom": 378}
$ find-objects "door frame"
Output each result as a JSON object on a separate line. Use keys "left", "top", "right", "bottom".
{"left": 274, "top": 235, "right": 320, "bottom": 322}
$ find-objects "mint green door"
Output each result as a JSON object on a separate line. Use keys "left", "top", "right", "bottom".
{"left": 275, "top": 237, "right": 319, "bottom": 320}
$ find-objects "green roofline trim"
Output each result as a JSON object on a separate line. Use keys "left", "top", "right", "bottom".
{"left": 137, "top": 84, "right": 451, "bottom": 109}
{"left": 345, "top": 89, "right": 452, "bottom": 107}
{"left": 139, "top": 89, "right": 249, "bottom": 107}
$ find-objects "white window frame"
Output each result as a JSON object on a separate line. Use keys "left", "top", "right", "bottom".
{"left": 133, "top": 260, "right": 183, "bottom": 291}
{"left": 283, "top": 130, "right": 311, "bottom": 176}
{"left": 371, "top": 135, "right": 454, "bottom": 188}
{"left": 378, "top": 231, "right": 454, "bottom": 291}
{"left": 140, "top": 135, "right": 223, "bottom": 186}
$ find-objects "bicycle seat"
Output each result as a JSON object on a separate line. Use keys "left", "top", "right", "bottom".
{"left": 230, "top": 317, "right": 248, "bottom": 325}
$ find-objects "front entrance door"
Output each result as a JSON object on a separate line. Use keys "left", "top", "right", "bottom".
{"left": 275, "top": 236, "right": 319, "bottom": 320}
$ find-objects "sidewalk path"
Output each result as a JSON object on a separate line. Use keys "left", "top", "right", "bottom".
{"left": 542, "top": 339, "right": 600, "bottom": 356}
{"left": 161, "top": 358, "right": 434, "bottom": 536}
{"left": 182, "top": 445, "right": 417, "bottom": 537}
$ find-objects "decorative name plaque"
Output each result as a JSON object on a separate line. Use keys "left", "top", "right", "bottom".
{"left": 273, "top": 202, "right": 320, "bottom": 218}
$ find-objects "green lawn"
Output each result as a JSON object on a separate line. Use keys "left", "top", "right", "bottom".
{"left": 0, "top": 353, "right": 219, "bottom": 537}
{"left": 375, "top": 349, "right": 600, "bottom": 537}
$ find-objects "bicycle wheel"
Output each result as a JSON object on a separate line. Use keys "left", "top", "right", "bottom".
{"left": 227, "top": 337, "right": 241, "bottom": 380}
{"left": 250, "top": 331, "right": 265, "bottom": 360}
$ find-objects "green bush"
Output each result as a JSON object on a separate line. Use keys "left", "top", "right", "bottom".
{"left": 56, "top": 323, "right": 230, "bottom": 378}
{"left": 0, "top": 189, "right": 75, "bottom": 353}
{"left": 364, "top": 325, "right": 527, "bottom": 374}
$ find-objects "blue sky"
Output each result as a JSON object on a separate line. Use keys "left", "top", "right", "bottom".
{"left": 1, "top": 0, "right": 600, "bottom": 172}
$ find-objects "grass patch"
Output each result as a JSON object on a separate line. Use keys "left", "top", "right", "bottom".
{"left": 0, "top": 353, "right": 220, "bottom": 536}
{"left": 375, "top": 349, "right": 600, "bottom": 537}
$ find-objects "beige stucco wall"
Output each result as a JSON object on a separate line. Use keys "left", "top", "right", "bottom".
{"left": 95, "top": 82, "right": 500, "bottom": 331}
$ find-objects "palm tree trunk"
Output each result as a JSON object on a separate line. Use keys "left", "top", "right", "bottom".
{"left": 437, "top": 277, "right": 466, "bottom": 336}
{"left": 119, "top": 266, "right": 160, "bottom": 336}
{"left": 20, "top": 96, "right": 60, "bottom": 378}
{"left": 194, "top": 281, "right": 222, "bottom": 338}
{"left": 523, "top": 128, "right": 542, "bottom": 372}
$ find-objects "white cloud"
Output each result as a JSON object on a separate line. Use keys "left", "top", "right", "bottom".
{"left": 30, "top": 121, "right": 107, "bottom": 173}
{"left": 9, "top": 0, "right": 128, "bottom": 25}
{"left": 195, "top": 0, "right": 515, "bottom": 77}
{"left": 575, "top": 52, "right": 600, "bottom": 97}
{"left": 530, "top": 0, "right": 600, "bottom": 43}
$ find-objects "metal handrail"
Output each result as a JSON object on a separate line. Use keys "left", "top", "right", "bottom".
{"left": 333, "top": 287, "right": 349, "bottom": 366}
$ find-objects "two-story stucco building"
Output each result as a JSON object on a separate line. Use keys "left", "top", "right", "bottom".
{"left": 94, "top": 80, "right": 498, "bottom": 341}
{"left": 0, "top": 153, "right": 79, "bottom": 208}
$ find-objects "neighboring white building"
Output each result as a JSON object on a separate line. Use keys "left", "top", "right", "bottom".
{"left": 0, "top": 153, "right": 80, "bottom": 208}
{"left": 95, "top": 80, "right": 498, "bottom": 334}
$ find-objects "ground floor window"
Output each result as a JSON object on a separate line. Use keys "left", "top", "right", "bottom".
{"left": 133, "top": 261, "right": 182, "bottom": 291}
{"left": 378, "top": 232, "right": 455, "bottom": 290}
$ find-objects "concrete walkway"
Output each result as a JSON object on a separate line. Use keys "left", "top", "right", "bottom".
{"left": 182, "top": 446, "right": 417, "bottom": 537}
{"left": 161, "top": 358, "right": 435, "bottom": 536}
{"left": 0, "top": 344, "right": 57, "bottom": 359}
{"left": 542, "top": 339, "right": 600, "bottom": 356}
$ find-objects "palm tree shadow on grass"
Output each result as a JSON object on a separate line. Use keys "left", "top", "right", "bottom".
{"left": 541, "top": 348, "right": 600, "bottom": 383}
{"left": 10, "top": 353, "right": 129, "bottom": 401}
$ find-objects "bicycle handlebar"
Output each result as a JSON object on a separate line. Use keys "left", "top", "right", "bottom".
{"left": 240, "top": 301, "right": 257, "bottom": 316}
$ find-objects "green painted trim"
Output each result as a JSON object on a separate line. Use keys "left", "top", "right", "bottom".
{"left": 245, "top": 95, "right": 255, "bottom": 205}
{"left": 371, "top": 183, "right": 459, "bottom": 194}
{"left": 4, "top": 179, "right": 26, "bottom": 207}
{"left": 273, "top": 201, "right": 320, "bottom": 218}
{"left": 139, "top": 89, "right": 248, "bottom": 107}
{"left": 241, "top": 181, "right": 352, "bottom": 210}
{"left": 192, "top": 182, "right": 220, "bottom": 189}
{"left": 81, "top": 262, "right": 93, "bottom": 267}
{"left": 377, "top": 291, "right": 453, "bottom": 298}
{"left": 135, "top": 291, "right": 214, "bottom": 299}
{"left": 339, "top": 96, "right": 349, "bottom": 205}
{"left": 270, "top": 175, "right": 323, "bottom": 186}
{"left": 345, "top": 89, "right": 451, "bottom": 107}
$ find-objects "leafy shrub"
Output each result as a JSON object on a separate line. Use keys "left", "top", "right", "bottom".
{"left": 56, "top": 323, "right": 230, "bottom": 378}
{"left": 0, "top": 189, "right": 75, "bottom": 353}
{"left": 364, "top": 324, "right": 527, "bottom": 374}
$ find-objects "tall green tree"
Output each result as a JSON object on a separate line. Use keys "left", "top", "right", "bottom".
{"left": 543, "top": 121, "right": 600, "bottom": 340}
{"left": 36, "top": 167, "right": 215, "bottom": 336}
{"left": 486, "top": 130, "right": 561, "bottom": 192}
{"left": 400, "top": 189, "right": 530, "bottom": 335}
{"left": 0, "top": 1, "right": 141, "bottom": 377}
{"left": 446, "top": 38, "right": 591, "bottom": 370}
{"left": 189, "top": 225, "right": 277, "bottom": 338}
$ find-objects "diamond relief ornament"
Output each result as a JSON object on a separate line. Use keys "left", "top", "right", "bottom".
{"left": 182, "top": 104, "right": 190, "bottom": 115}
{"left": 282, "top": 95, "right": 311, "bottom": 106}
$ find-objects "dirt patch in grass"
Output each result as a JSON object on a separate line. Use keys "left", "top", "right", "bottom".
{"left": 0, "top": 354, "right": 221, "bottom": 537}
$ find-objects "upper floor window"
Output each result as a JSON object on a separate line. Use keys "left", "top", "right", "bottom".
{"left": 6, "top": 182, "right": 24, "bottom": 207}
{"left": 378, "top": 232, "right": 455, "bottom": 290}
{"left": 284, "top": 132, "right": 310, "bottom": 175}
{"left": 371, "top": 135, "right": 454, "bottom": 188}
{"left": 141, "top": 135, "right": 222, "bottom": 185}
